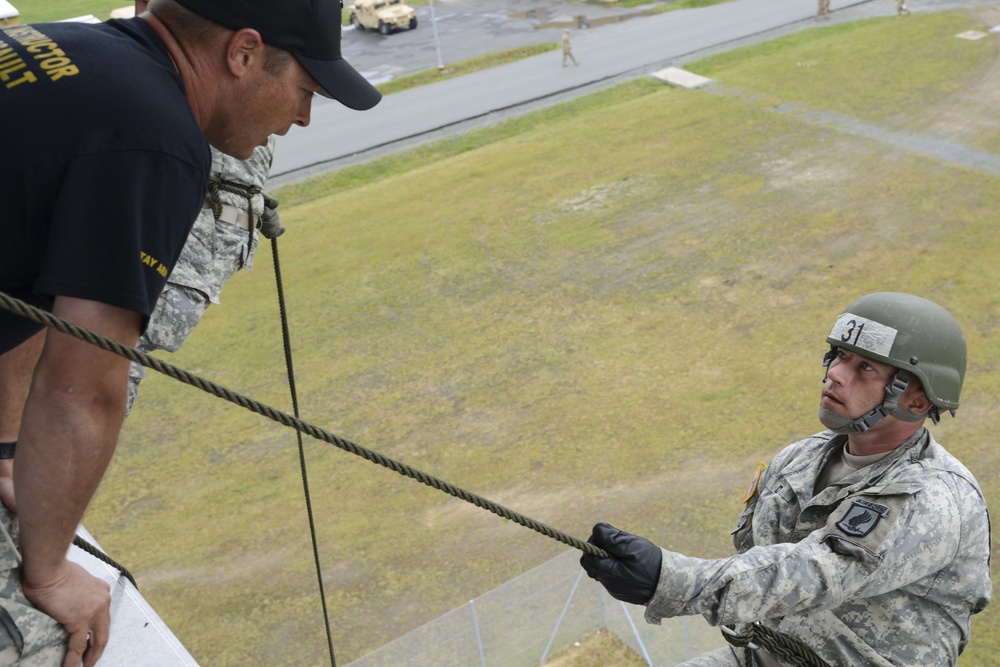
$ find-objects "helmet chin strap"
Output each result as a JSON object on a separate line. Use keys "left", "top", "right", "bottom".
{"left": 819, "top": 348, "right": 920, "bottom": 434}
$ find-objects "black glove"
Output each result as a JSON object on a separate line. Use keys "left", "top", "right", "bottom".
{"left": 259, "top": 191, "right": 285, "bottom": 239}
{"left": 580, "top": 522, "right": 662, "bottom": 605}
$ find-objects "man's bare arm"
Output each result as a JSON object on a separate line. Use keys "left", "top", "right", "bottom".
{"left": 14, "top": 296, "right": 142, "bottom": 667}
{"left": 0, "top": 331, "right": 45, "bottom": 512}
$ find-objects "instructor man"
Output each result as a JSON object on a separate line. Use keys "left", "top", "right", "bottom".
{"left": 126, "top": 0, "right": 288, "bottom": 415}
{"left": 581, "top": 293, "right": 991, "bottom": 666}
{"left": 0, "top": 2, "right": 379, "bottom": 665}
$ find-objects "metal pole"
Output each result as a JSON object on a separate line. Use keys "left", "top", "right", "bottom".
{"left": 620, "top": 601, "right": 653, "bottom": 667}
{"left": 470, "top": 599, "right": 486, "bottom": 667}
{"left": 428, "top": 0, "right": 444, "bottom": 70}
{"left": 540, "top": 568, "right": 586, "bottom": 665}
{"left": 683, "top": 616, "right": 691, "bottom": 660}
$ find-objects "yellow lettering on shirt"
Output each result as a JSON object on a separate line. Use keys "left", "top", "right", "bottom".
{"left": 2, "top": 68, "right": 37, "bottom": 88}
{"left": 26, "top": 42, "right": 64, "bottom": 57}
{"left": 140, "top": 252, "right": 169, "bottom": 279}
{"left": 1, "top": 25, "right": 79, "bottom": 84}
{"left": 0, "top": 43, "right": 35, "bottom": 89}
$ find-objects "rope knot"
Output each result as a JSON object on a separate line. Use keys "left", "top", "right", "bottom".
{"left": 722, "top": 623, "right": 831, "bottom": 667}
{"left": 206, "top": 176, "right": 263, "bottom": 228}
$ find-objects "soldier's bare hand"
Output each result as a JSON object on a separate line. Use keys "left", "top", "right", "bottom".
{"left": 21, "top": 560, "right": 111, "bottom": 667}
{"left": 0, "top": 459, "right": 15, "bottom": 513}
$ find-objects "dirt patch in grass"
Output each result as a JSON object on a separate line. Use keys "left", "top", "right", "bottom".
{"left": 544, "top": 628, "right": 646, "bottom": 667}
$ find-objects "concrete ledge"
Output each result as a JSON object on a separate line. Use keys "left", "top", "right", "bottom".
{"left": 72, "top": 527, "right": 200, "bottom": 666}
{"left": 650, "top": 67, "right": 714, "bottom": 89}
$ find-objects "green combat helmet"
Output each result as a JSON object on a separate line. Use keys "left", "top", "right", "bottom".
{"left": 819, "top": 292, "right": 966, "bottom": 433}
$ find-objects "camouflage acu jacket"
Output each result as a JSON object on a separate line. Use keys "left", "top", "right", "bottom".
{"left": 645, "top": 429, "right": 991, "bottom": 666}
{"left": 167, "top": 139, "right": 275, "bottom": 301}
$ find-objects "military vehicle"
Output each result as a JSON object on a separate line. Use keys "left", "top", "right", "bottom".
{"left": 349, "top": 0, "right": 417, "bottom": 35}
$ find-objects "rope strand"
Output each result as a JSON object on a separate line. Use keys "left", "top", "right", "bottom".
{"left": 1, "top": 291, "right": 835, "bottom": 667}
{"left": 71, "top": 535, "right": 138, "bottom": 589}
{"left": 722, "top": 623, "right": 832, "bottom": 667}
{"left": 270, "top": 238, "right": 338, "bottom": 667}
{"left": 0, "top": 291, "right": 608, "bottom": 559}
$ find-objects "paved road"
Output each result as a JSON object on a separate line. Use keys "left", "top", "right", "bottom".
{"left": 342, "top": 0, "right": 653, "bottom": 84}
{"left": 268, "top": 0, "right": 974, "bottom": 183}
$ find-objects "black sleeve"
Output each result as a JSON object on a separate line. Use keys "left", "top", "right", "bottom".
{"left": 34, "top": 150, "right": 206, "bottom": 320}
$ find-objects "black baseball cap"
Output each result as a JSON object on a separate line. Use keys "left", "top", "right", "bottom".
{"left": 173, "top": 0, "right": 381, "bottom": 110}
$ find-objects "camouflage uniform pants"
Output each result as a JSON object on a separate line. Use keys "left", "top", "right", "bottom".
{"left": 0, "top": 507, "right": 68, "bottom": 666}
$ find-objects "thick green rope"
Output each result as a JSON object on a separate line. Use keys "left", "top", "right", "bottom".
{"left": 722, "top": 622, "right": 832, "bottom": 667}
{"left": 270, "top": 238, "right": 337, "bottom": 667}
{"left": 1, "top": 293, "right": 837, "bottom": 667}
{"left": 71, "top": 535, "right": 138, "bottom": 589}
{"left": 0, "top": 291, "right": 608, "bottom": 559}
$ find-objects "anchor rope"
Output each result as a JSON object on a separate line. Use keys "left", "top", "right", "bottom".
{"left": 0, "top": 291, "right": 608, "bottom": 560}
{"left": 206, "top": 176, "right": 262, "bottom": 251}
{"left": 722, "top": 622, "right": 832, "bottom": 667}
{"left": 70, "top": 535, "right": 138, "bottom": 590}
{"left": 270, "top": 238, "right": 337, "bottom": 667}
{"left": 206, "top": 176, "right": 261, "bottom": 222}
{"left": 2, "top": 290, "right": 836, "bottom": 667}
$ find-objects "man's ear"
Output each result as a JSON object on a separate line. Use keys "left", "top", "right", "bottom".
{"left": 225, "top": 28, "right": 265, "bottom": 78}
{"left": 904, "top": 387, "right": 933, "bottom": 417}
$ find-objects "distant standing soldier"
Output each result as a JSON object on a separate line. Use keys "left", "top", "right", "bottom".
{"left": 897, "top": 0, "right": 911, "bottom": 16}
{"left": 561, "top": 29, "right": 579, "bottom": 67}
{"left": 816, "top": 0, "right": 830, "bottom": 20}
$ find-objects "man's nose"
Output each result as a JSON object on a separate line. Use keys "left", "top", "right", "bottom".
{"left": 826, "top": 360, "right": 848, "bottom": 384}
{"left": 295, "top": 97, "right": 313, "bottom": 128}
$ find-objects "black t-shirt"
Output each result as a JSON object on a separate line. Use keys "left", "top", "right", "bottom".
{"left": 0, "top": 18, "right": 210, "bottom": 353}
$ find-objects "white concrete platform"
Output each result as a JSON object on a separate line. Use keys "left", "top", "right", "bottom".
{"left": 71, "top": 527, "right": 199, "bottom": 666}
{"left": 650, "top": 66, "right": 714, "bottom": 89}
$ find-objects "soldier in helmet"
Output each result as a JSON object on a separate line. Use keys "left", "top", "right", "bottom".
{"left": 581, "top": 293, "right": 991, "bottom": 666}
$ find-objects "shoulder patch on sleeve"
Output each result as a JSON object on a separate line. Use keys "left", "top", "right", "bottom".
{"left": 743, "top": 461, "right": 767, "bottom": 504}
{"left": 836, "top": 499, "right": 890, "bottom": 537}
{"left": 826, "top": 492, "right": 912, "bottom": 560}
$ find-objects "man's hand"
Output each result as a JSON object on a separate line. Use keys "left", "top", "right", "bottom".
{"left": 259, "top": 192, "right": 285, "bottom": 239}
{"left": 0, "top": 458, "right": 14, "bottom": 513}
{"left": 580, "top": 522, "right": 662, "bottom": 605}
{"left": 22, "top": 560, "right": 111, "bottom": 667}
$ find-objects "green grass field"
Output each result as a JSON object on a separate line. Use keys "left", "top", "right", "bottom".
{"left": 14, "top": 2, "right": 1000, "bottom": 665}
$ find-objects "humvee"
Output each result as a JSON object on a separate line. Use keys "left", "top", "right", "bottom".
{"left": 349, "top": 0, "right": 417, "bottom": 35}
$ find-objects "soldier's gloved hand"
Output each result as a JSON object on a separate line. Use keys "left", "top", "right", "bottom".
{"left": 580, "top": 522, "right": 662, "bottom": 605}
{"left": 259, "top": 192, "right": 285, "bottom": 239}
